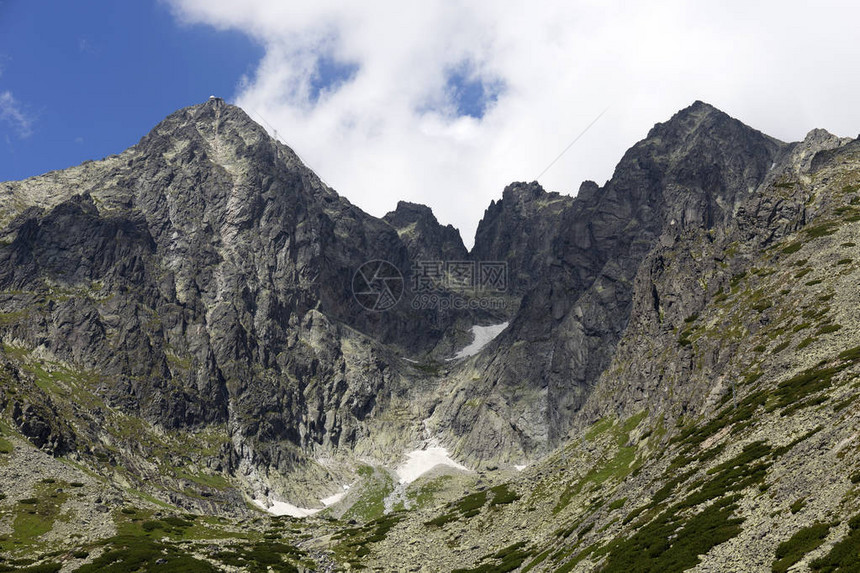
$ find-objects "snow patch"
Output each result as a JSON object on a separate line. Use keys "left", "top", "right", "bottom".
{"left": 321, "top": 489, "right": 348, "bottom": 506}
{"left": 395, "top": 441, "right": 469, "bottom": 484}
{"left": 321, "top": 484, "right": 352, "bottom": 506}
{"left": 254, "top": 484, "right": 351, "bottom": 517}
{"left": 450, "top": 322, "right": 509, "bottom": 360}
{"left": 514, "top": 464, "right": 528, "bottom": 471}
{"left": 253, "top": 499, "right": 319, "bottom": 518}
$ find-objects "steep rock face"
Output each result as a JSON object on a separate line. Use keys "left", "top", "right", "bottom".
{"left": 365, "top": 127, "right": 860, "bottom": 573}
{"left": 127, "top": 100, "right": 435, "bottom": 354}
{"left": 583, "top": 128, "right": 857, "bottom": 423}
{"left": 0, "top": 99, "right": 452, "bottom": 502}
{"left": 2, "top": 98, "right": 842, "bottom": 506}
{"left": 383, "top": 201, "right": 468, "bottom": 263}
{"left": 470, "top": 182, "right": 574, "bottom": 296}
{"left": 0, "top": 360, "right": 77, "bottom": 456}
{"left": 435, "top": 101, "right": 787, "bottom": 463}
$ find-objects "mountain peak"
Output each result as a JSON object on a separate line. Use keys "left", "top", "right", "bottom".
{"left": 645, "top": 100, "right": 730, "bottom": 139}
{"left": 2, "top": 96, "right": 860, "bottom": 571}
{"left": 136, "top": 98, "right": 274, "bottom": 155}
{"left": 674, "top": 99, "right": 726, "bottom": 121}
{"left": 501, "top": 181, "right": 546, "bottom": 204}
{"left": 386, "top": 201, "right": 438, "bottom": 224}
{"left": 384, "top": 201, "right": 467, "bottom": 261}
{"left": 645, "top": 100, "right": 785, "bottom": 152}
{"left": 688, "top": 99, "right": 718, "bottom": 112}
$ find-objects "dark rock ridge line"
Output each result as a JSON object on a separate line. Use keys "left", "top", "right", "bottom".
{"left": 0, "top": 99, "right": 466, "bottom": 502}
{"left": 434, "top": 101, "right": 793, "bottom": 462}
{"left": 1, "top": 97, "right": 851, "bottom": 500}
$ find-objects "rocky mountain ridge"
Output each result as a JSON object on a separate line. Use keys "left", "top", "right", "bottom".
{"left": 433, "top": 101, "right": 790, "bottom": 462}
{"left": 0, "top": 99, "right": 858, "bottom": 572}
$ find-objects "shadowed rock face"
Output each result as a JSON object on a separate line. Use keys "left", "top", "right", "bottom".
{"left": 471, "top": 181, "right": 574, "bottom": 296}
{"left": 384, "top": 201, "right": 468, "bottom": 263}
{"left": 0, "top": 99, "right": 464, "bottom": 489}
{"left": 0, "top": 97, "right": 830, "bottom": 490}
{"left": 434, "top": 101, "right": 789, "bottom": 462}
{"left": 3, "top": 98, "right": 860, "bottom": 569}
{"left": 580, "top": 126, "right": 856, "bottom": 425}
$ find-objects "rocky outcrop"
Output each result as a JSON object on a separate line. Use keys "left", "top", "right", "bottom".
{"left": 471, "top": 181, "right": 574, "bottom": 296}
{"left": 383, "top": 201, "right": 468, "bottom": 263}
{"left": 1, "top": 97, "right": 849, "bottom": 504}
{"left": 434, "top": 101, "right": 788, "bottom": 463}
{"left": 0, "top": 99, "right": 447, "bottom": 501}
{"left": 0, "top": 361, "right": 77, "bottom": 456}
{"left": 582, "top": 127, "right": 857, "bottom": 423}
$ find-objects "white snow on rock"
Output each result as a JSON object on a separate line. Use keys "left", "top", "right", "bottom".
{"left": 514, "top": 464, "right": 528, "bottom": 471}
{"left": 320, "top": 490, "right": 347, "bottom": 506}
{"left": 254, "top": 484, "right": 350, "bottom": 517}
{"left": 451, "top": 322, "right": 509, "bottom": 360}
{"left": 253, "top": 499, "right": 320, "bottom": 518}
{"left": 395, "top": 441, "right": 470, "bottom": 484}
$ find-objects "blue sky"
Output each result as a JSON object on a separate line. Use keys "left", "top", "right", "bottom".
{"left": 0, "top": 1, "right": 499, "bottom": 183}
{"left": 445, "top": 62, "right": 504, "bottom": 120}
{"left": 0, "top": 0, "right": 262, "bottom": 181}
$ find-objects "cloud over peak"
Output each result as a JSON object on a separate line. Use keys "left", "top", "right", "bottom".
{"left": 168, "top": 0, "right": 860, "bottom": 246}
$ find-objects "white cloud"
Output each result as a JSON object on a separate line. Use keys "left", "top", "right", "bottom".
{"left": 0, "top": 90, "right": 33, "bottom": 139}
{"left": 168, "top": 0, "right": 860, "bottom": 247}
